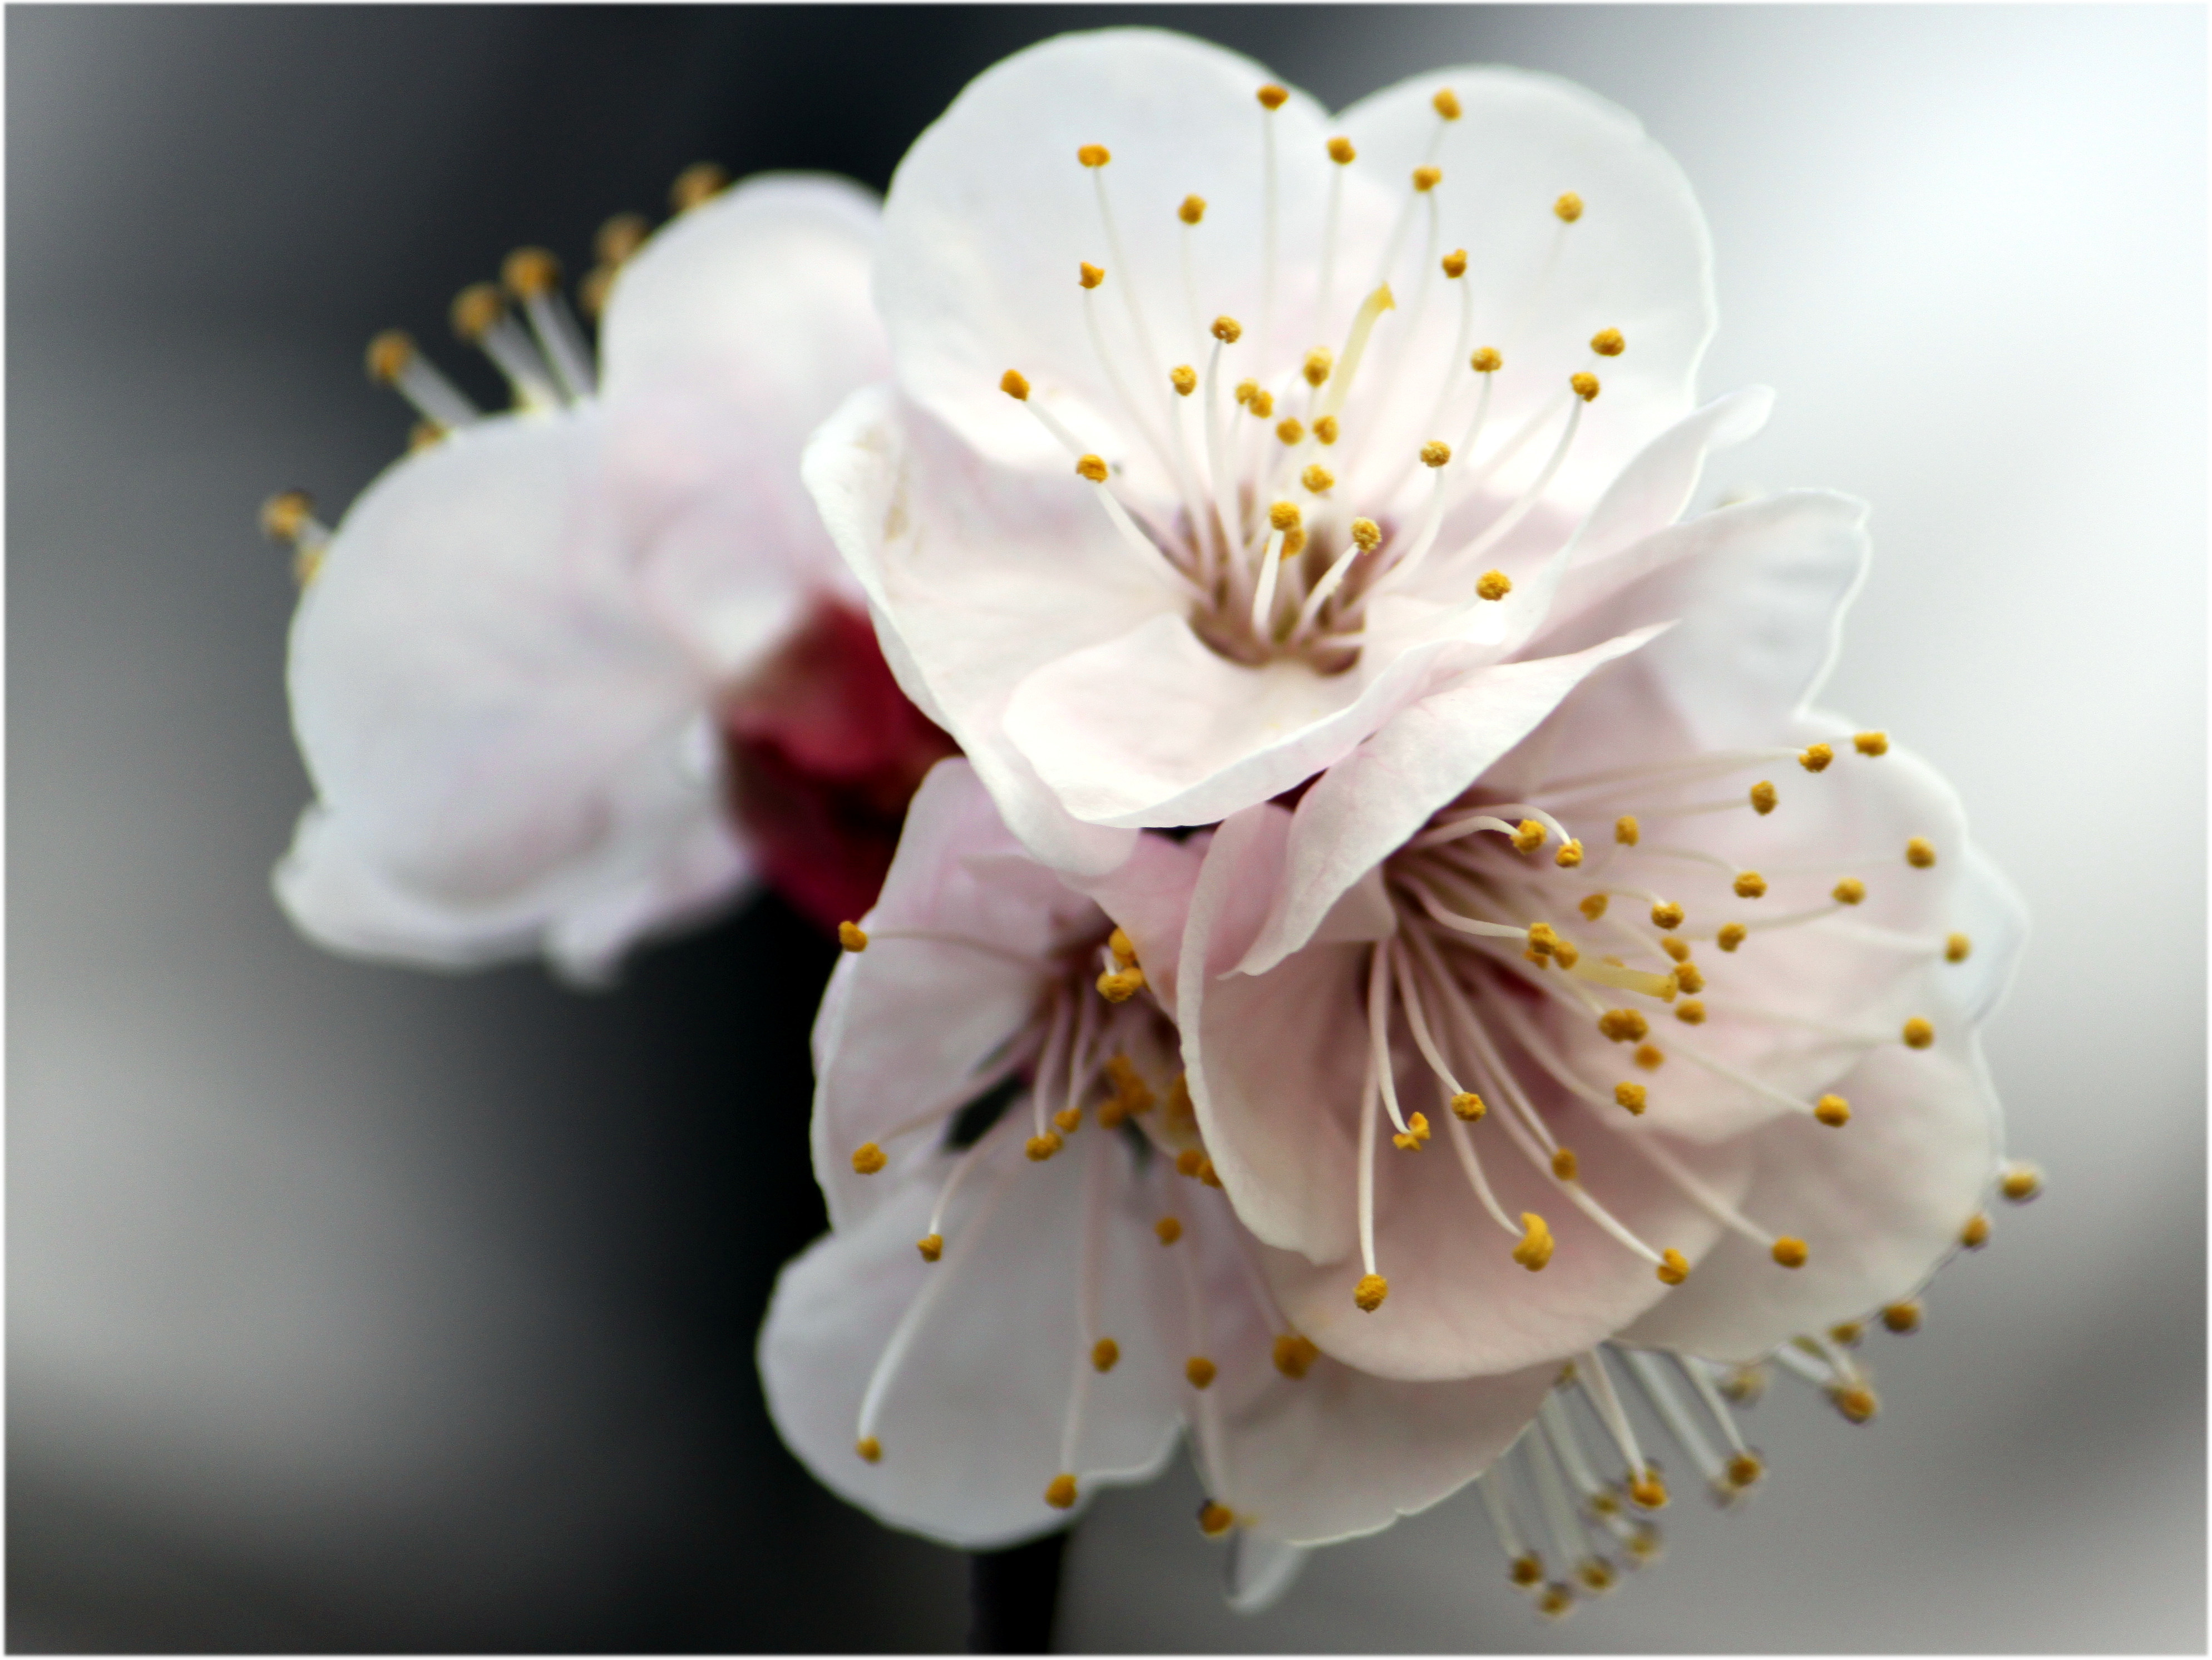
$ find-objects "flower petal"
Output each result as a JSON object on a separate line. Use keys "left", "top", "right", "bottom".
{"left": 759, "top": 1129, "right": 1183, "bottom": 1550}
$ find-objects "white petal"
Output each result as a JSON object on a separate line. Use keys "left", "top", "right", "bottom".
{"left": 758, "top": 1129, "right": 1184, "bottom": 1550}
{"left": 1223, "top": 1533, "right": 1308, "bottom": 1613}
{"left": 1555, "top": 386, "right": 1774, "bottom": 581}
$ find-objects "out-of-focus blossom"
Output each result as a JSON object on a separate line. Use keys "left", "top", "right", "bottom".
{"left": 805, "top": 28, "right": 1743, "bottom": 876}
{"left": 269, "top": 170, "right": 947, "bottom": 981}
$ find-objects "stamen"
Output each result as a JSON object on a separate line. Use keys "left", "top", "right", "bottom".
{"left": 1513, "top": 1212, "right": 1554, "bottom": 1269}
{"left": 1947, "top": 932, "right": 1973, "bottom": 962}
{"left": 669, "top": 162, "right": 728, "bottom": 212}
{"left": 1801, "top": 743, "right": 1834, "bottom": 772}
{"left": 1314, "top": 285, "right": 1396, "bottom": 427}
{"left": 1366, "top": 945, "right": 1414, "bottom": 1137}
{"left": 1902, "top": 1017, "right": 1935, "bottom": 1048}
{"left": 502, "top": 246, "right": 596, "bottom": 401}
{"left": 850, "top": 1143, "right": 888, "bottom": 1175}
{"left": 1476, "top": 1468, "right": 1541, "bottom": 1587}
{"left": 1906, "top": 837, "right": 1937, "bottom": 868}
{"left": 1962, "top": 1212, "right": 1992, "bottom": 1248}
{"left": 450, "top": 282, "right": 562, "bottom": 410}
{"left": 365, "top": 329, "right": 481, "bottom": 431}
{"left": 2000, "top": 1162, "right": 2043, "bottom": 1203}
{"left": 1854, "top": 731, "right": 1890, "bottom": 756}
{"left": 1273, "top": 1333, "right": 1320, "bottom": 1377}
{"left": 1555, "top": 193, "right": 1584, "bottom": 222}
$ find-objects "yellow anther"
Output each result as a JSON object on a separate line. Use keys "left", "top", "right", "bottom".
{"left": 1598, "top": 1008, "right": 1651, "bottom": 1044}
{"left": 1104, "top": 1054, "right": 1153, "bottom": 1113}
{"left": 1854, "top": 730, "right": 1890, "bottom": 756}
{"left": 1025, "top": 1133, "right": 1064, "bottom": 1162}
{"left": 1077, "top": 144, "right": 1110, "bottom": 168}
{"left": 1578, "top": 1559, "right": 1616, "bottom": 1593}
{"left": 1814, "top": 1094, "right": 1850, "bottom": 1128}
{"left": 1615, "top": 814, "right": 1641, "bottom": 846}
{"left": 1107, "top": 927, "right": 1136, "bottom": 967}
{"left": 1281, "top": 527, "right": 1306, "bottom": 559}
{"left": 1248, "top": 388, "right": 1276, "bottom": 419}
{"left": 1513, "top": 1212, "right": 1554, "bottom": 1271}
{"left": 1882, "top": 1301, "right": 1923, "bottom": 1333}
{"left": 1672, "top": 962, "right": 1704, "bottom": 994}
{"left": 1526, "top": 922, "right": 1560, "bottom": 957}
{"left": 1657, "top": 1247, "right": 1689, "bottom": 1285}
{"left": 1353, "top": 1273, "right": 1390, "bottom": 1311}
{"left": 259, "top": 490, "right": 315, "bottom": 546}
{"left": 450, "top": 281, "right": 506, "bottom": 343}
{"left": 1734, "top": 871, "right": 1768, "bottom": 900}
{"left": 1175, "top": 1148, "right": 1205, "bottom": 1178}
{"left": 1412, "top": 165, "right": 1443, "bottom": 193}
{"left": 1628, "top": 1470, "right": 1668, "bottom": 1509}
{"left": 1272, "top": 1332, "right": 1320, "bottom": 1379}
{"left": 1432, "top": 87, "right": 1463, "bottom": 120}
{"left": 1726, "top": 1452, "right": 1763, "bottom": 1488}
{"left": 1326, "top": 521, "right": 1374, "bottom": 561}
{"left": 1097, "top": 967, "right": 1145, "bottom": 1003}
{"left": 1510, "top": 1553, "right": 1545, "bottom": 1587}
{"left": 1441, "top": 248, "right": 1468, "bottom": 279}
{"left": 1154, "top": 1216, "right": 1182, "bottom": 1246}
{"left": 1169, "top": 364, "right": 1198, "bottom": 397}
{"left": 851, "top": 1143, "right": 887, "bottom": 1175}
{"left": 1185, "top": 1356, "right": 1218, "bottom": 1390}
{"left": 1554, "top": 191, "right": 1584, "bottom": 222}
{"left": 666, "top": 162, "right": 729, "bottom": 214}
{"left": 1277, "top": 417, "right": 1306, "bottom": 446}
{"left": 1675, "top": 999, "right": 1706, "bottom": 1026}
{"left": 1198, "top": 1500, "right": 1236, "bottom": 1537}
{"left": 1419, "top": 439, "right": 1453, "bottom": 469}
{"left": 1902, "top": 1017, "right": 1935, "bottom": 1049}
{"left": 1717, "top": 922, "right": 1747, "bottom": 952}
{"left": 1589, "top": 327, "right": 1626, "bottom": 357}
{"left": 1615, "top": 1082, "right": 1648, "bottom": 1115}
{"left": 916, "top": 1233, "right": 944, "bottom": 1262}
{"left": 1211, "top": 315, "right": 1243, "bottom": 344}
{"left": 595, "top": 211, "right": 649, "bottom": 266}
{"left": 1800, "top": 743, "right": 1834, "bottom": 772}
{"left": 1299, "top": 463, "right": 1334, "bottom": 494}
{"left": 1000, "top": 369, "right": 1031, "bottom": 401}
{"left": 1579, "top": 893, "right": 1609, "bottom": 921}
{"left": 501, "top": 245, "right": 561, "bottom": 299}
{"left": 2000, "top": 1162, "right": 2043, "bottom": 1203}
{"left": 1178, "top": 194, "right": 1207, "bottom": 225}
{"left": 856, "top": 1435, "right": 882, "bottom": 1463}
{"left": 1232, "top": 378, "right": 1257, "bottom": 407}
{"left": 1470, "top": 345, "right": 1503, "bottom": 373}
{"left": 1197, "top": 1158, "right": 1222, "bottom": 1188}
{"left": 1634, "top": 1043, "right": 1666, "bottom": 1070}
{"left": 1571, "top": 372, "right": 1601, "bottom": 402}
{"left": 1075, "top": 454, "right": 1109, "bottom": 483}
{"left": 1649, "top": 900, "right": 1683, "bottom": 930}
{"left": 1053, "top": 1106, "right": 1083, "bottom": 1134}
{"left": 1961, "top": 1212, "right": 1992, "bottom": 1248}
{"left": 1257, "top": 83, "right": 1290, "bottom": 109}
{"left": 1313, "top": 414, "right": 1340, "bottom": 444}
{"left": 1552, "top": 941, "right": 1580, "bottom": 969}
{"left": 1946, "top": 932, "right": 1973, "bottom": 962}
{"left": 1553, "top": 839, "right": 1584, "bottom": 868}
{"left": 1720, "top": 1366, "right": 1767, "bottom": 1405}
{"left": 1905, "top": 837, "right": 1937, "bottom": 868}
{"left": 1750, "top": 780, "right": 1778, "bottom": 815}
{"left": 365, "top": 329, "right": 416, "bottom": 385}
{"left": 1830, "top": 1321, "right": 1864, "bottom": 1346}
{"left": 1045, "top": 1473, "right": 1079, "bottom": 1508}
{"left": 407, "top": 422, "right": 443, "bottom": 456}
{"left": 1770, "top": 1236, "right": 1809, "bottom": 1269}
{"left": 1450, "top": 1091, "right": 1486, "bottom": 1122}
{"left": 1078, "top": 261, "right": 1105, "bottom": 290}
{"left": 1475, "top": 570, "right": 1513, "bottom": 601}
{"left": 1831, "top": 1385, "right": 1879, "bottom": 1424}
{"left": 1092, "top": 1337, "right": 1120, "bottom": 1372}
{"left": 1524, "top": 948, "right": 1552, "bottom": 971}
{"left": 1268, "top": 500, "right": 1302, "bottom": 532}
{"left": 837, "top": 921, "right": 869, "bottom": 952}
{"left": 1550, "top": 1147, "right": 1578, "bottom": 1182}
{"left": 1096, "top": 1099, "right": 1130, "bottom": 1130}
{"left": 1832, "top": 878, "right": 1867, "bottom": 906}
{"left": 1513, "top": 818, "right": 1547, "bottom": 853}
{"left": 1660, "top": 936, "right": 1691, "bottom": 962}
{"left": 1325, "top": 133, "right": 1359, "bottom": 166}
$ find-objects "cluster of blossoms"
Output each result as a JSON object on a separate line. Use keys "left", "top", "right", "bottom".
{"left": 271, "top": 29, "right": 2035, "bottom": 1622}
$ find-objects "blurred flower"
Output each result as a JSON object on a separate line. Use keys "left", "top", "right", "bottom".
{"left": 268, "top": 170, "right": 946, "bottom": 981}
{"left": 804, "top": 28, "right": 1730, "bottom": 876}
{"left": 759, "top": 760, "right": 1557, "bottom": 1603}
{"left": 1173, "top": 482, "right": 2028, "bottom": 1393}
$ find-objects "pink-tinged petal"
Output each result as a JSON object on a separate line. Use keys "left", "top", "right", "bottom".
{"left": 1179, "top": 1188, "right": 1555, "bottom": 1546}
{"left": 1178, "top": 804, "right": 1367, "bottom": 1263}
{"left": 759, "top": 1130, "right": 1183, "bottom": 1551}
{"left": 1260, "top": 1092, "right": 1749, "bottom": 1382}
{"left": 279, "top": 411, "right": 736, "bottom": 972}
{"left": 1335, "top": 67, "right": 1716, "bottom": 512}
{"left": 877, "top": 29, "right": 1364, "bottom": 506}
{"left": 811, "top": 760, "right": 1098, "bottom": 1227}
{"left": 1553, "top": 386, "right": 1774, "bottom": 582}
{"left": 1238, "top": 625, "right": 1667, "bottom": 978}
{"left": 1617, "top": 1027, "right": 2000, "bottom": 1362}
{"left": 802, "top": 384, "right": 1142, "bottom": 876}
{"left": 1068, "top": 830, "right": 1207, "bottom": 1012}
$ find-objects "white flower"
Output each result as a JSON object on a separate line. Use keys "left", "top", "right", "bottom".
{"left": 805, "top": 28, "right": 1743, "bottom": 875}
{"left": 758, "top": 760, "right": 1555, "bottom": 1584}
{"left": 271, "top": 172, "right": 891, "bottom": 982}
{"left": 1171, "top": 484, "right": 2029, "bottom": 1388}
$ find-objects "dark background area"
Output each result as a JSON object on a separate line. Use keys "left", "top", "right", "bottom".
{"left": 9, "top": 6, "right": 2204, "bottom": 1653}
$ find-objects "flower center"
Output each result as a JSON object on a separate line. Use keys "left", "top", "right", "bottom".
{"left": 997, "top": 86, "right": 1628, "bottom": 673}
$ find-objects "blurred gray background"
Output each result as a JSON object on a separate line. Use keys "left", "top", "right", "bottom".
{"left": 8, "top": 4, "right": 2203, "bottom": 1651}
